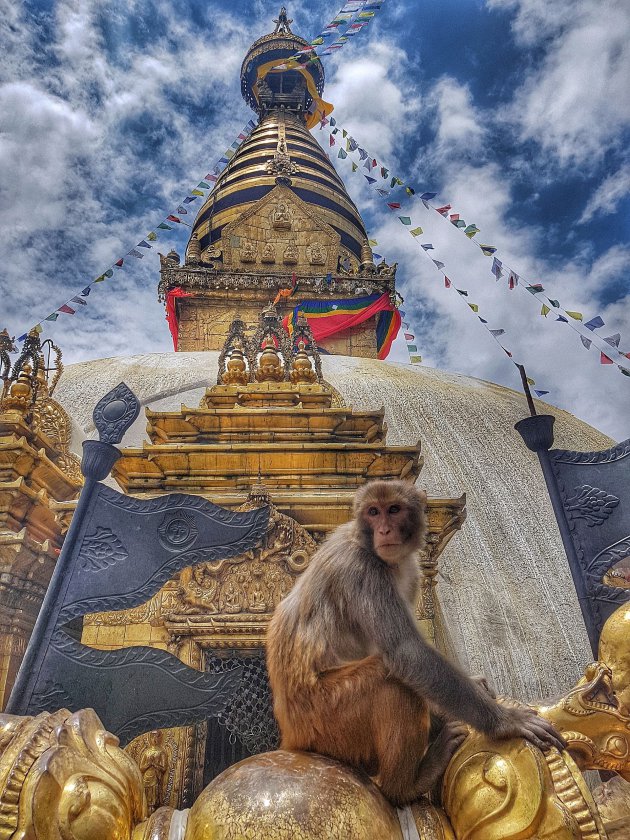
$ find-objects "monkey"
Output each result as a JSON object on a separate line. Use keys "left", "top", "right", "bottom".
{"left": 266, "top": 479, "right": 566, "bottom": 807}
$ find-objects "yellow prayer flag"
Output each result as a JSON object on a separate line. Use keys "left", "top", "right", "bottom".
{"left": 368, "top": 239, "right": 378, "bottom": 246}
{"left": 410, "top": 227, "right": 423, "bottom": 236}
{"left": 541, "top": 304, "right": 550, "bottom": 317}
{"left": 566, "top": 311, "right": 583, "bottom": 321}
{"left": 468, "top": 303, "right": 479, "bottom": 312}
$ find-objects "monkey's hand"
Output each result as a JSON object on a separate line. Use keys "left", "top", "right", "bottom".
{"left": 415, "top": 720, "right": 470, "bottom": 793}
{"left": 494, "top": 702, "right": 566, "bottom": 752}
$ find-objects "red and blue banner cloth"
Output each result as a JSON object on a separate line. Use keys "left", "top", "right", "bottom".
{"left": 283, "top": 293, "right": 400, "bottom": 359}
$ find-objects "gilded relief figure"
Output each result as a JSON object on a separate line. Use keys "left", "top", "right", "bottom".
{"left": 139, "top": 730, "right": 169, "bottom": 814}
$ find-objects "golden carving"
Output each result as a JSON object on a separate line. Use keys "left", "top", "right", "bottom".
{"left": 239, "top": 238, "right": 257, "bottom": 263}
{"left": 271, "top": 201, "right": 292, "bottom": 230}
{"left": 255, "top": 344, "right": 285, "bottom": 382}
{"left": 221, "top": 346, "right": 249, "bottom": 386}
{"left": 0, "top": 708, "right": 145, "bottom": 840}
{"left": 307, "top": 242, "right": 326, "bottom": 265}
{"left": 138, "top": 731, "right": 170, "bottom": 814}
{"left": 261, "top": 242, "right": 276, "bottom": 263}
{"left": 282, "top": 241, "right": 298, "bottom": 264}
{"left": 290, "top": 341, "right": 317, "bottom": 385}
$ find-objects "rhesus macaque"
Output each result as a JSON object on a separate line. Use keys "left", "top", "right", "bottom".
{"left": 267, "top": 479, "right": 565, "bottom": 807}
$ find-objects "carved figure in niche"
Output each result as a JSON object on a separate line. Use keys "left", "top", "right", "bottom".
{"left": 377, "top": 260, "right": 398, "bottom": 276}
{"left": 248, "top": 563, "right": 269, "bottom": 613}
{"left": 283, "top": 242, "right": 298, "bottom": 264}
{"left": 139, "top": 730, "right": 169, "bottom": 814}
{"left": 178, "top": 565, "right": 219, "bottom": 613}
{"left": 307, "top": 243, "right": 326, "bottom": 265}
{"left": 272, "top": 202, "right": 292, "bottom": 230}
{"left": 337, "top": 250, "right": 355, "bottom": 274}
{"left": 261, "top": 242, "right": 276, "bottom": 263}
{"left": 221, "top": 577, "right": 243, "bottom": 613}
{"left": 201, "top": 245, "right": 222, "bottom": 264}
{"left": 240, "top": 239, "right": 257, "bottom": 263}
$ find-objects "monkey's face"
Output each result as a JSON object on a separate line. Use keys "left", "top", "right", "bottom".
{"left": 363, "top": 501, "right": 414, "bottom": 565}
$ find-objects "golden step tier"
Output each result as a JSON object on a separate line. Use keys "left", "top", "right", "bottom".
{"left": 146, "top": 405, "right": 386, "bottom": 445}
{"left": 0, "top": 433, "right": 82, "bottom": 501}
{"left": 113, "top": 441, "right": 422, "bottom": 494}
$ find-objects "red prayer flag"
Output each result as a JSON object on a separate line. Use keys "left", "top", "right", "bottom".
{"left": 58, "top": 304, "right": 76, "bottom": 315}
{"left": 115, "top": 258, "right": 124, "bottom": 267}
{"left": 329, "top": 134, "right": 335, "bottom": 147}
{"left": 436, "top": 205, "right": 451, "bottom": 216}
{"left": 387, "top": 202, "right": 401, "bottom": 210}
{"left": 449, "top": 214, "right": 460, "bottom": 222}
{"left": 601, "top": 352, "right": 613, "bottom": 364}
{"left": 404, "top": 332, "right": 414, "bottom": 341}
{"left": 444, "top": 276, "right": 451, "bottom": 288}
{"left": 167, "top": 215, "right": 181, "bottom": 223}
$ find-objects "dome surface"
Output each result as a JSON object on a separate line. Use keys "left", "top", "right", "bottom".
{"left": 56, "top": 352, "right": 612, "bottom": 702}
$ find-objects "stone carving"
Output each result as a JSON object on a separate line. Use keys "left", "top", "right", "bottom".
{"left": 200, "top": 245, "right": 222, "bottom": 264}
{"left": 307, "top": 243, "right": 326, "bottom": 265}
{"left": 158, "top": 512, "right": 199, "bottom": 552}
{"left": 78, "top": 527, "right": 129, "bottom": 572}
{"left": 282, "top": 242, "right": 298, "bottom": 264}
{"left": 261, "top": 242, "right": 276, "bottom": 263}
{"left": 92, "top": 382, "right": 141, "bottom": 445}
{"left": 239, "top": 239, "right": 257, "bottom": 263}
{"left": 271, "top": 202, "right": 292, "bottom": 230}
{"left": 565, "top": 484, "right": 620, "bottom": 526}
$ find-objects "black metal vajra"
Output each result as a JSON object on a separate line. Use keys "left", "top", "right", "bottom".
{"left": 7, "top": 383, "right": 269, "bottom": 745}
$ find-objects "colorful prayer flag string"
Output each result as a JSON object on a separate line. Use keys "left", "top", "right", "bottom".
{"left": 15, "top": 118, "right": 257, "bottom": 340}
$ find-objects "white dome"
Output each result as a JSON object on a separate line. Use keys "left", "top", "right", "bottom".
{"left": 56, "top": 352, "right": 613, "bottom": 702}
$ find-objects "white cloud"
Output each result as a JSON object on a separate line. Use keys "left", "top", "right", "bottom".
{"left": 580, "top": 162, "right": 630, "bottom": 222}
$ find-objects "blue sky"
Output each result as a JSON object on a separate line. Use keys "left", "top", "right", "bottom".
{"left": 1, "top": 0, "right": 629, "bottom": 439}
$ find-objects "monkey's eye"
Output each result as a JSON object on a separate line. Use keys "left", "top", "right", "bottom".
{"left": 389, "top": 505, "right": 401, "bottom": 515}
{"left": 367, "top": 507, "right": 379, "bottom": 516}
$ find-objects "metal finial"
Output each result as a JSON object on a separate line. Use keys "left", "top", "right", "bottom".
{"left": 273, "top": 7, "right": 293, "bottom": 34}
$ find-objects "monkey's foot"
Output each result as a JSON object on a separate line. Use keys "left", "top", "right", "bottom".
{"left": 416, "top": 720, "right": 469, "bottom": 792}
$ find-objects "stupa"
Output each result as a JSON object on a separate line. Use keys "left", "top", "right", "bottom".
{"left": 0, "top": 8, "right": 628, "bottom": 839}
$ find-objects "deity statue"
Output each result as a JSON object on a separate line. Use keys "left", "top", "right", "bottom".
{"left": 283, "top": 242, "right": 298, "bottom": 264}
{"left": 272, "top": 202, "right": 292, "bottom": 230}
{"left": 139, "top": 730, "right": 169, "bottom": 814}
{"left": 239, "top": 239, "right": 257, "bottom": 263}
{"left": 261, "top": 242, "right": 276, "bottom": 263}
{"left": 307, "top": 242, "right": 326, "bottom": 265}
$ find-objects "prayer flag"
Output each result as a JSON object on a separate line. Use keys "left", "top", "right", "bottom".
{"left": 502, "top": 347, "right": 513, "bottom": 358}
{"left": 176, "top": 206, "right": 188, "bottom": 214}
{"left": 490, "top": 329, "right": 505, "bottom": 337}
{"left": 158, "top": 223, "right": 173, "bottom": 230}
{"left": 404, "top": 333, "right": 414, "bottom": 341}
{"left": 566, "top": 311, "right": 583, "bottom": 321}
{"left": 45, "top": 313, "right": 59, "bottom": 322}
{"left": 137, "top": 240, "right": 151, "bottom": 248}
{"left": 94, "top": 275, "right": 105, "bottom": 283}
{"left": 405, "top": 187, "right": 415, "bottom": 195}
{"left": 358, "top": 148, "right": 368, "bottom": 160}
{"left": 619, "top": 366, "right": 630, "bottom": 377}
{"left": 478, "top": 317, "right": 487, "bottom": 323}
{"left": 71, "top": 296, "right": 87, "bottom": 306}
{"left": 410, "top": 227, "right": 423, "bottom": 236}
{"left": 480, "top": 244, "right": 497, "bottom": 256}
{"left": 352, "top": 162, "right": 358, "bottom": 171}
{"left": 399, "top": 216, "right": 412, "bottom": 225}
{"left": 197, "top": 182, "right": 211, "bottom": 189}
{"left": 421, "top": 243, "right": 434, "bottom": 251}
{"left": 449, "top": 214, "right": 460, "bottom": 223}
{"left": 147, "top": 232, "right": 157, "bottom": 241}
{"left": 81, "top": 287, "right": 91, "bottom": 296}
{"left": 387, "top": 202, "right": 401, "bottom": 210}
{"left": 603, "top": 333, "right": 621, "bottom": 347}
{"left": 541, "top": 305, "right": 550, "bottom": 316}
{"left": 456, "top": 289, "right": 468, "bottom": 296}
{"left": 407, "top": 345, "right": 418, "bottom": 352}
{"left": 376, "top": 188, "right": 389, "bottom": 196}
{"left": 464, "top": 225, "right": 479, "bottom": 238}
{"left": 526, "top": 284, "right": 544, "bottom": 294}
{"left": 329, "top": 134, "right": 335, "bottom": 147}
{"left": 329, "top": 118, "right": 336, "bottom": 126}
{"left": 556, "top": 316, "right": 568, "bottom": 322}
{"left": 167, "top": 215, "right": 182, "bottom": 223}
{"left": 585, "top": 316, "right": 604, "bottom": 331}
{"left": 433, "top": 260, "right": 445, "bottom": 270}
{"left": 380, "top": 167, "right": 389, "bottom": 178}
{"left": 601, "top": 352, "right": 613, "bottom": 365}
{"left": 368, "top": 240, "right": 378, "bottom": 246}
{"left": 183, "top": 197, "right": 196, "bottom": 204}
{"left": 191, "top": 189, "right": 204, "bottom": 197}
{"left": 444, "top": 276, "right": 451, "bottom": 287}
{"left": 580, "top": 336, "right": 592, "bottom": 350}
{"left": 548, "top": 299, "right": 559, "bottom": 308}
{"left": 364, "top": 175, "right": 377, "bottom": 184}
{"left": 468, "top": 303, "right": 479, "bottom": 312}
{"left": 534, "top": 390, "right": 549, "bottom": 397}
{"left": 128, "top": 249, "right": 143, "bottom": 258}
{"left": 420, "top": 192, "right": 437, "bottom": 201}
{"left": 491, "top": 257, "right": 503, "bottom": 279}
{"left": 373, "top": 253, "right": 382, "bottom": 260}
{"left": 410, "top": 355, "right": 422, "bottom": 363}
{"left": 115, "top": 258, "right": 124, "bottom": 267}
{"left": 338, "top": 147, "right": 347, "bottom": 158}
{"left": 58, "top": 304, "right": 75, "bottom": 315}
{"left": 508, "top": 271, "right": 519, "bottom": 290}
{"left": 436, "top": 205, "right": 451, "bottom": 215}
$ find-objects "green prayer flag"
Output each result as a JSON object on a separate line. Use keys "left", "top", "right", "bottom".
{"left": 549, "top": 299, "right": 559, "bottom": 308}
{"left": 410, "top": 227, "right": 423, "bottom": 236}
{"left": 399, "top": 216, "right": 412, "bottom": 225}
{"left": 104, "top": 269, "right": 113, "bottom": 277}
{"left": 352, "top": 162, "right": 358, "bottom": 171}
{"left": 45, "top": 313, "right": 59, "bottom": 322}
{"left": 158, "top": 222, "right": 173, "bottom": 230}
{"left": 338, "top": 148, "right": 347, "bottom": 159}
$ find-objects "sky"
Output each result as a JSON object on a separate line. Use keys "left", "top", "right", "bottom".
{"left": 1, "top": 0, "right": 629, "bottom": 440}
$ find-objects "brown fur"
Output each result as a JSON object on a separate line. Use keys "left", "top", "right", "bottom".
{"left": 267, "top": 479, "right": 565, "bottom": 807}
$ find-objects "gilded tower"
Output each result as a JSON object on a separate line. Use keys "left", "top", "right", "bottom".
{"left": 159, "top": 8, "right": 398, "bottom": 358}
